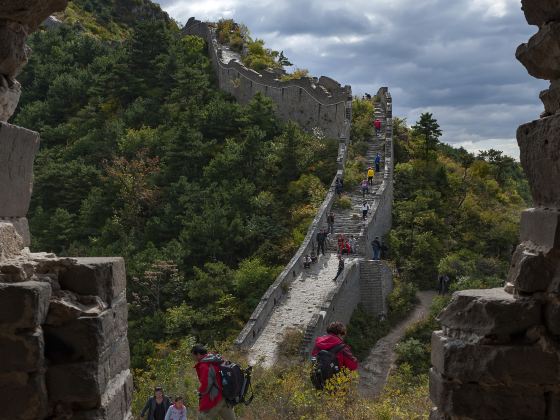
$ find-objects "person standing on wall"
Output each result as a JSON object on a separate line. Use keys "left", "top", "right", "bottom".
{"left": 361, "top": 178, "right": 369, "bottom": 197}
{"left": 140, "top": 386, "right": 172, "bottom": 420}
{"left": 374, "top": 118, "right": 382, "bottom": 136}
{"left": 375, "top": 152, "right": 381, "bottom": 173}
{"left": 327, "top": 212, "right": 335, "bottom": 235}
{"left": 371, "top": 237, "right": 382, "bottom": 260}
{"left": 333, "top": 255, "right": 345, "bottom": 281}
{"left": 367, "top": 167, "right": 374, "bottom": 186}
{"left": 361, "top": 201, "right": 370, "bottom": 220}
{"left": 316, "top": 228, "right": 327, "bottom": 256}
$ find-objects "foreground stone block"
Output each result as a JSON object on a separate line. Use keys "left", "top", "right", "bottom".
{"left": 519, "top": 208, "right": 560, "bottom": 250}
{"left": 0, "top": 122, "right": 40, "bottom": 217}
{"left": 59, "top": 257, "right": 126, "bottom": 306}
{"left": 545, "top": 298, "right": 560, "bottom": 335}
{"left": 437, "top": 288, "right": 541, "bottom": 336}
{"left": 0, "top": 371, "right": 47, "bottom": 419}
{"left": 431, "top": 331, "right": 559, "bottom": 385}
{"left": 0, "top": 216, "right": 31, "bottom": 246}
{"left": 0, "top": 0, "right": 69, "bottom": 30}
{"left": 517, "top": 22, "right": 560, "bottom": 81}
{"left": 72, "top": 370, "right": 133, "bottom": 420}
{"left": 0, "top": 20, "right": 29, "bottom": 79}
{"left": 0, "top": 221, "right": 23, "bottom": 260}
{"left": 540, "top": 82, "right": 560, "bottom": 116}
{"left": 508, "top": 243, "right": 556, "bottom": 293}
{"left": 521, "top": 0, "right": 560, "bottom": 27}
{"left": 0, "top": 281, "right": 51, "bottom": 329}
{"left": 517, "top": 115, "right": 560, "bottom": 208}
{"left": 44, "top": 295, "right": 127, "bottom": 363}
{"left": 0, "top": 327, "right": 43, "bottom": 372}
{"left": 0, "top": 77, "right": 20, "bottom": 121}
{"left": 430, "top": 368, "right": 547, "bottom": 420}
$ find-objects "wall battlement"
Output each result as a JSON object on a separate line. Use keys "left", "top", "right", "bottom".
{"left": 183, "top": 18, "right": 352, "bottom": 141}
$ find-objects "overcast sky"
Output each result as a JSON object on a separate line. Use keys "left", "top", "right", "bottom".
{"left": 157, "top": 0, "right": 546, "bottom": 158}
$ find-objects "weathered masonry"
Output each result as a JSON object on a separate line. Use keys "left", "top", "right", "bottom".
{"left": 0, "top": 2, "right": 132, "bottom": 419}
{"left": 429, "top": 2, "right": 560, "bottom": 419}
{"left": 183, "top": 18, "right": 352, "bottom": 142}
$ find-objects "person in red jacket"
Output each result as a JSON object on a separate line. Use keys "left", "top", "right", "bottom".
{"left": 374, "top": 118, "right": 382, "bottom": 135}
{"left": 311, "top": 322, "right": 358, "bottom": 371}
{"left": 192, "top": 344, "right": 236, "bottom": 420}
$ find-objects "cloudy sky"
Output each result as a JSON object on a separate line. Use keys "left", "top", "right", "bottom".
{"left": 157, "top": 0, "right": 546, "bottom": 158}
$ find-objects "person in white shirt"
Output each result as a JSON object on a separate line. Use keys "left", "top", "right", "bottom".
{"left": 361, "top": 201, "right": 370, "bottom": 220}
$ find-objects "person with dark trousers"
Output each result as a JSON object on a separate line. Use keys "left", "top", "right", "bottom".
{"left": 311, "top": 322, "right": 358, "bottom": 371}
{"left": 375, "top": 152, "right": 381, "bottom": 173}
{"left": 140, "top": 387, "right": 172, "bottom": 420}
{"left": 316, "top": 228, "right": 327, "bottom": 256}
{"left": 333, "top": 255, "right": 345, "bottom": 281}
{"left": 371, "top": 237, "right": 382, "bottom": 260}
{"left": 374, "top": 118, "right": 382, "bottom": 136}
{"left": 327, "top": 212, "right": 335, "bottom": 234}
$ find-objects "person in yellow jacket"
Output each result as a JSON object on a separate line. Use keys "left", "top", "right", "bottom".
{"left": 367, "top": 167, "right": 375, "bottom": 185}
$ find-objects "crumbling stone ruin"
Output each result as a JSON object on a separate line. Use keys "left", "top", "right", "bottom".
{"left": 429, "top": 2, "right": 560, "bottom": 419}
{"left": 0, "top": 2, "right": 132, "bottom": 419}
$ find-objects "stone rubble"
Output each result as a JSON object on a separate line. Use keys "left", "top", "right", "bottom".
{"left": 429, "top": 1, "right": 560, "bottom": 418}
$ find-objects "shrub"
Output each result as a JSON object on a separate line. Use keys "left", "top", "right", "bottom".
{"left": 388, "top": 278, "right": 418, "bottom": 321}
{"left": 395, "top": 338, "right": 430, "bottom": 375}
{"left": 280, "top": 68, "right": 309, "bottom": 81}
{"left": 334, "top": 195, "right": 352, "bottom": 209}
{"left": 278, "top": 328, "right": 304, "bottom": 360}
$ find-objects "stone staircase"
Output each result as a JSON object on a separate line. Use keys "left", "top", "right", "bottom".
{"left": 247, "top": 103, "right": 388, "bottom": 367}
{"left": 360, "top": 260, "right": 385, "bottom": 314}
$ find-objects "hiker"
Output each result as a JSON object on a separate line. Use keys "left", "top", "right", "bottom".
{"left": 374, "top": 118, "right": 382, "bottom": 135}
{"left": 310, "top": 251, "right": 318, "bottom": 264}
{"left": 164, "top": 397, "right": 187, "bottom": 420}
{"left": 337, "top": 234, "right": 345, "bottom": 255}
{"left": 341, "top": 240, "right": 351, "bottom": 255}
{"left": 375, "top": 152, "right": 381, "bottom": 173}
{"left": 312, "top": 322, "right": 358, "bottom": 371}
{"left": 327, "top": 212, "right": 335, "bottom": 234}
{"left": 335, "top": 178, "right": 343, "bottom": 197}
{"left": 192, "top": 345, "right": 236, "bottom": 420}
{"left": 367, "top": 167, "right": 374, "bottom": 185}
{"left": 349, "top": 235, "right": 357, "bottom": 253}
{"left": 333, "top": 255, "right": 345, "bottom": 281}
{"left": 438, "top": 274, "right": 451, "bottom": 295}
{"left": 361, "top": 201, "right": 370, "bottom": 220}
{"left": 361, "top": 179, "right": 369, "bottom": 197}
{"left": 316, "top": 228, "right": 327, "bottom": 256}
{"left": 371, "top": 237, "right": 382, "bottom": 260}
{"left": 303, "top": 254, "right": 312, "bottom": 269}
{"left": 141, "top": 386, "right": 172, "bottom": 420}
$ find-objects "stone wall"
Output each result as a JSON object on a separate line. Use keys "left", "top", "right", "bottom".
{"left": 0, "top": 2, "right": 132, "bottom": 419}
{"left": 429, "top": 2, "right": 560, "bottom": 419}
{"left": 183, "top": 18, "right": 352, "bottom": 141}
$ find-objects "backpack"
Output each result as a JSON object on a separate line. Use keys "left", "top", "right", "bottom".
{"left": 205, "top": 355, "right": 254, "bottom": 406}
{"left": 310, "top": 343, "right": 346, "bottom": 390}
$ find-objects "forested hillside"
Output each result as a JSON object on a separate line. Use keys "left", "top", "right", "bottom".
{"left": 16, "top": 0, "right": 338, "bottom": 369}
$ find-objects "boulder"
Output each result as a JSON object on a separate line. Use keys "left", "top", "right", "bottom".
{"left": 540, "top": 80, "right": 560, "bottom": 115}
{"left": 517, "top": 115, "right": 560, "bottom": 208}
{"left": 516, "top": 22, "right": 560, "bottom": 80}
{"left": 437, "top": 288, "right": 541, "bottom": 336}
{"left": 0, "top": 76, "right": 20, "bottom": 121}
{"left": 0, "top": 20, "right": 29, "bottom": 80}
{"left": 0, "top": 222, "right": 24, "bottom": 260}
{"left": 0, "top": 122, "right": 40, "bottom": 217}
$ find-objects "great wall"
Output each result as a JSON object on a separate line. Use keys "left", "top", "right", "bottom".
{"left": 184, "top": 18, "right": 396, "bottom": 367}
{"left": 1, "top": 2, "right": 559, "bottom": 419}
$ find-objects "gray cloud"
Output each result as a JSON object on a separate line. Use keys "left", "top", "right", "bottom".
{"left": 157, "top": 0, "right": 547, "bottom": 158}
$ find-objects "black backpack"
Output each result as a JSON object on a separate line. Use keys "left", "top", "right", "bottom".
{"left": 310, "top": 343, "right": 346, "bottom": 390}
{"left": 204, "top": 355, "right": 254, "bottom": 406}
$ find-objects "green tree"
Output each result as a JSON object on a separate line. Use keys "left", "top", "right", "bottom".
{"left": 412, "top": 112, "right": 442, "bottom": 159}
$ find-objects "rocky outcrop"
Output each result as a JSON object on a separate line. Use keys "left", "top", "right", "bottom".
{"left": 429, "top": 2, "right": 560, "bottom": 419}
{"left": 0, "top": 1, "right": 132, "bottom": 419}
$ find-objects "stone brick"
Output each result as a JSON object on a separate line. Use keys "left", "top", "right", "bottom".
{"left": 0, "top": 221, "right": 23, "bottom": 260}
{"left": 0, "top": 20, "right": 28, "bottom": 79}
{"left": 519, "top": 208, "right": 560, "bottom": 250}
{"left": 0, "top": 76, "right": 20, "bottom": 121}
{"left": 0, "top": 122, "right": 40, "bottom": 217}
{"left": 0, "top": 280, "right": 51, "bottom": 329}
{"left": 430, "top": 368, "right": 547, "bottom": 420}
{"left": 46, "top": 339, "right": 129, "bottom": 410}
{"left": 0, "top": 327, "right": 43, "bottom": 372}
{"left": 508, "top": 243, "right": 556, "bottom": 293}
{"left": 44, "top": 295, "right": 127, "bottom": 363}
{"left": 71, "top": 370, "right": 133, "bottom": 420}
{"left": 431, "top": 331, "right": 559, "bottom": 384}
{"left": 541, "top": 81, "right": 560, "bottom": 116}
{"left": 521, "top": 0, "right": 560, "bottom": 26}
{"left": 0, "top": 0, "right": 69, "bottom": 30}
{"left": 517, "top": 115, "right": 560, "bottom": 208}
{"left": 0, "top": 371, "right": 47, "bottom": 419}
{"left": 0, "top": 216, "right": 30, "bottom": 246}
{"left": 517, "top": 22, "right": 560, "bottom": 81}
{"left": 59, "top": 257, "right": 126, "bottom": 305}
{"left": 437, "top": 288, "right": 541, "bottom": 336}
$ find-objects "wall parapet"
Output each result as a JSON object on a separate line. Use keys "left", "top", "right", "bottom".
{"left": 183, "top": 18, "right": 352, "bottom": 140}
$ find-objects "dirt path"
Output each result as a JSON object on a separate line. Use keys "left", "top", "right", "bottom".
{"left": 358, "top": 290, "right": 437, "bottom": 397}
